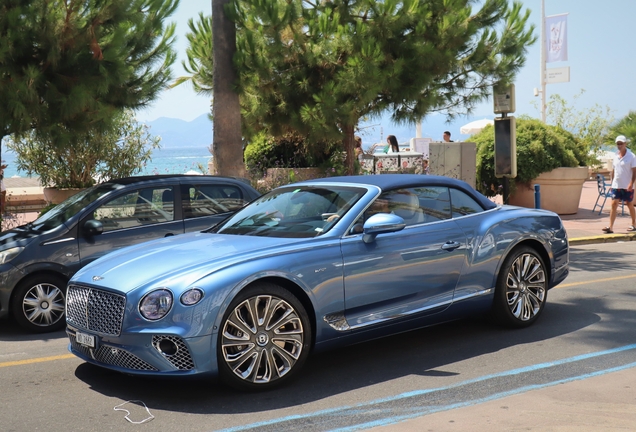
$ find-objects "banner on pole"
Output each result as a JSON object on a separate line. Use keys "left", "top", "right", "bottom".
{"left": 545, "top": 13, "right": 568, "bottom": 63}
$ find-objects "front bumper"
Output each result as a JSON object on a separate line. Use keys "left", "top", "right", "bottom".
{"left": 66, "top": 325, "right": 218, "bottom": 377}
{"left": 0, "top": 263, "right": 23, "bottom": 320}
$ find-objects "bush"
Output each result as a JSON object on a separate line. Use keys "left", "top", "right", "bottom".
{"left": 475, "top": 117, "right": 587, "bottom": 197}
{"left": 244, "top": 131, "right": 342, "bottom": 178}
{"left": 7, "top": 109, "right": 160, "bottom": 188}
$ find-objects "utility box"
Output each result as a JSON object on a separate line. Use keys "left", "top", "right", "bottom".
{"left": 493, "top": 84, "right": 516, "bottom": 114}
{"left": 428, "top": 142, "right": 477, "bottom": 189}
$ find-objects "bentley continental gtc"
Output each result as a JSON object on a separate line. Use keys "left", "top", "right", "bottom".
{"left": 65, "top": 175, "right": 569, "bottom": 390}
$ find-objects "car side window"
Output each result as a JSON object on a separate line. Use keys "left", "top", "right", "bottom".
{"left": 376, "top": 189, "right": 424, "bottom": 226}
{"left": 449, "top": 188, "right": 484, "bottom": 217}
{"left": 411, "top": 186, "right": 451, "bottom": 222}
{"left": 92, "top": 186, "right": 174, "bottom": 232}
{"left": 362, "top": 187, "right": 453, "bottom": 227}
{"left": 182, "top": 184, "right": 246, "bottom": 219}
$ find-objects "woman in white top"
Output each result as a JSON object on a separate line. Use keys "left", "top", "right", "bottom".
{"left": 386, "top": 135, "right": 399, "bottom": 153}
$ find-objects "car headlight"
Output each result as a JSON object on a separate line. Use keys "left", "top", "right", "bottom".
{"left": 0, "top": 247, "right": 24, "bottom": 264}
{"left": 139, "top": 289, "right": 173, "bottom": 321}
{"left": 180, "top": 288, "right": 204, "bottom": 306}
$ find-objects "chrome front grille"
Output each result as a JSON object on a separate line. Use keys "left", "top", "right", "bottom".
{"left": 68, "top": 332, "right": 157, "bottom": 371}
{"left": 66, "top": 285, "right": 126, "bottom": 336}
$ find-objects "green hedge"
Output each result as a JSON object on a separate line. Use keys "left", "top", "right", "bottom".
{"left": 245, "top": 132, "right": 342, "bottom": 177}
{"left": 475, "top": 118, "right": 587, "bottom": 197}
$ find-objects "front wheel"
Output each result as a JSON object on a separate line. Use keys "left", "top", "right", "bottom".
{"left": 218, "top": 283, "right": 311, "bottom": 390}
{"left": 491, "top": 246, "right": 547, "bottom": 328}
{"left": 11, "top": 274, "right": 68, "bottom": 333}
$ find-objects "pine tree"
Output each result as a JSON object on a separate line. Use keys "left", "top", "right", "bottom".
{"left": 179, "top": 0, "right": 536, "bottom": 175}
{"left": 0, "top": 0, "right": 179, "bottom": 160}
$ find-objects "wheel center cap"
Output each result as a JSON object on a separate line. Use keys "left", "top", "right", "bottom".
{"left": 256, "top": 332, "right": 269, "bottom": 347}
{"left": 41, "top": 301, "right": 49, "bottom": 309}
{"left": 519, "top": 282, "right": 527, "bottom": 292}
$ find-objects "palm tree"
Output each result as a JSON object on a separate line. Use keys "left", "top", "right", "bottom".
{"left": 212, "top": 0, "right": 245, "bottom": 177}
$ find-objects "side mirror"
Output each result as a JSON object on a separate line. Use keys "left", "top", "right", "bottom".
{"left": 83, "top": 219, "right": 104, "bottom": 236}
{"left": 362, "top": 213, "right": 405, "bottom": 243}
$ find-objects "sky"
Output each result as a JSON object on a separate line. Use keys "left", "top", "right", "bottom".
{"left": 136, "top": 0, "right": 636, "bottom": 142}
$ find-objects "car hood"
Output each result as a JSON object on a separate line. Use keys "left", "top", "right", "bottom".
{"left": 72, "top": 232, "right": 307, "bottom": 292}
{"left": 0, "top": 224, "right": 46, "bottom": 249}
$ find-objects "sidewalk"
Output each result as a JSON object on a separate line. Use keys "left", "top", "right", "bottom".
{"left": 559, "top": 179, "right": 636, "bottom": 245}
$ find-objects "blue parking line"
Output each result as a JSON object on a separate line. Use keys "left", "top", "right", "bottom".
{"left": 332, "top": 360, "right": 636, "bottom": 431}
{"left": 215, "top": 343, "right": 636, "bottom": 432}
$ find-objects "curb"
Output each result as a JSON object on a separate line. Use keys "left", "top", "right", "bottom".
{"left": 569, "top": 233, "right": 636, "bottom": 246}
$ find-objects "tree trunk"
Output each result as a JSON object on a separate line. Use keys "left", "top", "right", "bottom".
{"left": 212, "top": 0, "right": 245, "bottom": 178}
{"left": 343, "top": 125, "right": 355, "bottom": 175}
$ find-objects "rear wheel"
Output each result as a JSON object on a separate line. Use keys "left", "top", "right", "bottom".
{"left": 11, "top": 274, "right": 68, "bottom": 333}
{"left": 218, "top": 283, "right": 311, "bottom": 390}
{"left": 491, "top": 246, "right": 547, "bottom": 328}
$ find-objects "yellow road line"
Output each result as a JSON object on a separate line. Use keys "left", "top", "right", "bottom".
{"left": 0, "top": 353, "right": 76, "bottom": 368}
{"left": 557, "top": 273, "right": 636, "bottom": 288}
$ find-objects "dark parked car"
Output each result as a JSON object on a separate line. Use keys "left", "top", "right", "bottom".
{"left": 65, "top": 175, "right": 569, "bottom": 390}
{"left": 0, "top": 175, "right": 260, "bottom": 333}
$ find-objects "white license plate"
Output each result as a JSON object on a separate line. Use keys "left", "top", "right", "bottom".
{"left": 76, "top": 331, "right": 95, "bottom": 348}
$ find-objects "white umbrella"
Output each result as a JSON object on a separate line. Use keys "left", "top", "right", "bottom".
{"left": 184, "top": 169, "right": 203, "bottom": 175}
{"left": 460, "top": 118, "right": 494, "bottom": 135}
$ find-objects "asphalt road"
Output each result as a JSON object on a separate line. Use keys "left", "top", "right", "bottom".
{"left": 2, "top": 242, "right": 636, "bottom": 432}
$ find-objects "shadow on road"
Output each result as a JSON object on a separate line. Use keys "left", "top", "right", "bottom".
{"left": 0, "top": 317, "right": 66, "bottom": 342}
{"left": 568, "top": 247, "right": 636, "bottom": 273}
{"left": 70, "top": 293, "right": 632, "bottom": 416}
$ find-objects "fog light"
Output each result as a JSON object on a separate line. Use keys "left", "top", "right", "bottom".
{"left": 156, "top": 338, "right": 178, "bottom": 356}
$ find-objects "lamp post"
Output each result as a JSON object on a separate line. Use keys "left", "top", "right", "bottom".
{"left": 540, "top": 0, "right": 546, "bottom": 123}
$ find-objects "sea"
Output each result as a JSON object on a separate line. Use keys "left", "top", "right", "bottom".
{"left": 0, "top": 146, "right": 212, "bottom": 179}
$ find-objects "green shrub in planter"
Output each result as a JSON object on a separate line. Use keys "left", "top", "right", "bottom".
{"left": 245, "top": 131, "right": 343, "bottom": 178}
{"left": 475, "top": 117, "right": 587, "bottom": 197}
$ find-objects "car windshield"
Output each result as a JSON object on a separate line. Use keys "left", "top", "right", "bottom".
{"left": 213, "top": 185, "right": 366, "bottom": 238}
{"left": 28, "top": 183, "right": 122, "bottom": 232}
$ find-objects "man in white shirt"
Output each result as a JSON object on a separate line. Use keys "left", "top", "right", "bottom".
{"left": 603, "top": 135, "right": 636, "bottom": 233}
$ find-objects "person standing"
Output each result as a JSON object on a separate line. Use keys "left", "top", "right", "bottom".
{"left": 354, "top": 136, "right": 364, "bottom": 163}
{"left": 602, "top": 135, "right": 636, "bottom": 233}
{"left": 386, "top": 135, "right": 399, "bottom": 153}
{"left": 443, "top": 131, "right": 454, "bottom": 142}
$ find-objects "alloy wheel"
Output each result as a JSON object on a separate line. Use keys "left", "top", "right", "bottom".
{"left": 505, "top": 253, "right": 546, "bottom": 321}
{"left": 221, "top": 294, "right": 305, "bottom": 385}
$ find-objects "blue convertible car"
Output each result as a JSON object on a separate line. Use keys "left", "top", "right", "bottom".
{"left": 66, "top": 175, "right": 569, "bottom": 390}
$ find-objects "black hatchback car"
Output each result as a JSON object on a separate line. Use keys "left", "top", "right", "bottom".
{"left": 0, "top": 175, "right": 260, "bottom": 333}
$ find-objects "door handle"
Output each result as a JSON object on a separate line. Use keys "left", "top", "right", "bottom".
{"left": 441, "top": 241, "right": 461, "bottom": 251}
{"left": 164, "top": 233, "right": 174, "bottom": 237}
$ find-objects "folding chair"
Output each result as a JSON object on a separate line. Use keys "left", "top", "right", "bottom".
{"left": 593, "top": 174, "right": 624, "bottom": 215}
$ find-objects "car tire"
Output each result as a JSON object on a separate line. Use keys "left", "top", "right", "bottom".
{"left": 491, "top": 246, "right": 547, "bottom": 328}
{"left": 11, "top": 274, "right": 68, "bottom": 333}
{"left": 218, "top": 283, "right": 312, "bottom": 390}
